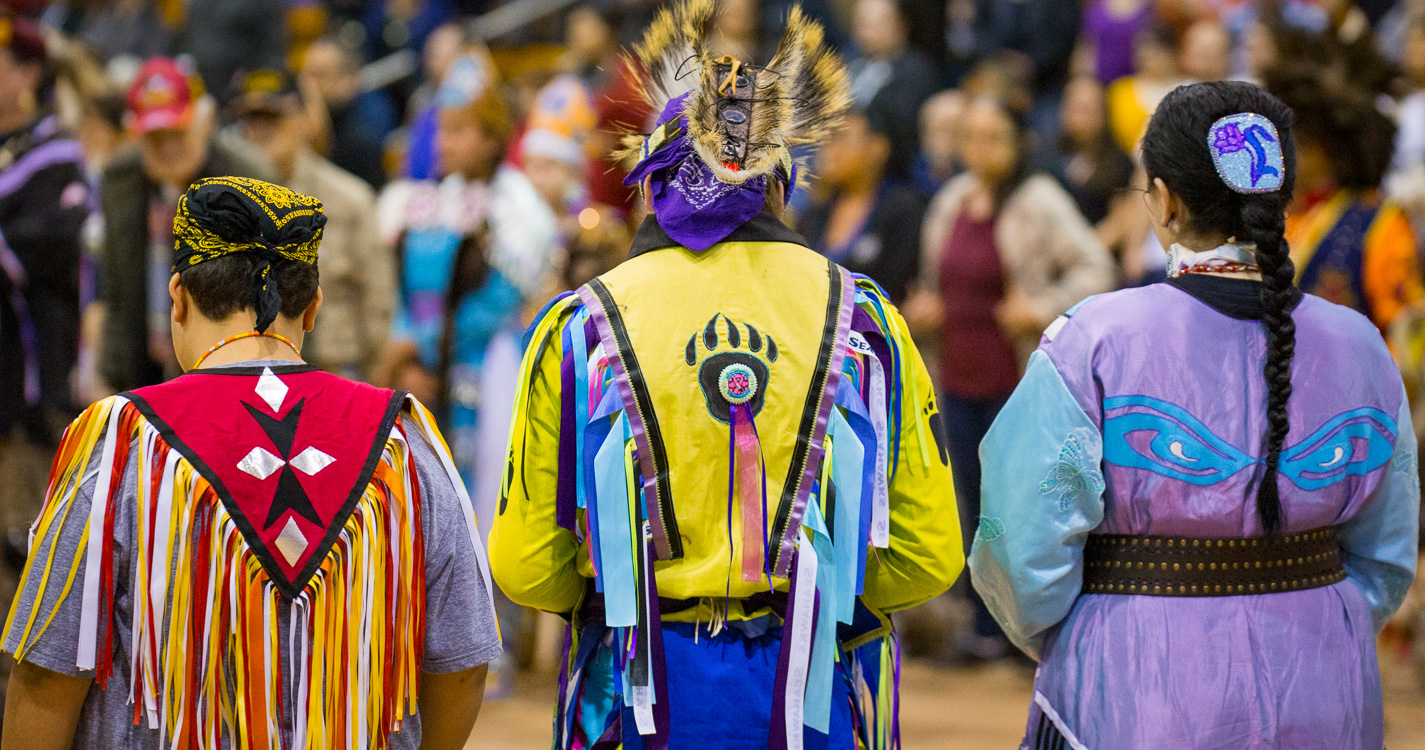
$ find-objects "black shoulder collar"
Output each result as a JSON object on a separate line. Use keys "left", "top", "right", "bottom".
{"left": 1166, "top": 274, "right": 1303, "bottom": 320}
{"left": 628, "top": 207, "right": 810, "bottom": 259}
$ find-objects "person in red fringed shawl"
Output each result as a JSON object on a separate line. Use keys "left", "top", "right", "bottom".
{"left": 2, "top": 177, "right": 501, "bottom": 750}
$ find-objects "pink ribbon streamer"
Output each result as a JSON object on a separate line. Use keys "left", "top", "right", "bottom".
{"left": 733, "top": 404, "right": 765, "bottom": 583}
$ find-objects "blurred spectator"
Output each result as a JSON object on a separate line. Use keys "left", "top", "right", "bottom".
{"left": 1377, "top": 0, "right": 1425, "bottom": 63}
{"left": 302, "top": 35, "right": 397, "bottom": 188}
{"left": 847, "top": 0, "right": 939, "bottom": 180}
{"left": 360, "top": 0, "right": 458, "bottom": 125}
{"left": 1106, "top": 23, "right": 1185, "bottom": 153}
{"left": 230, "top": 68, "right": 395, "bottom": 380}
{"left": 1095, "top": 162, "right": 1168, "bottom": 285}
{"left": 515, "top": 73, "right": 621, "bottom": 280}
{"left": 972, "top": 0, "right": 1082, "bottom": 138}
{"left": 375, "top": 59, "right": 557, "bottom": 692}
{"left": 1272, "top": 71, "right": 1425, "bottom": 334}
{"left": 75, "top": 90, "right": 127, "bottom": 172}
{"left": 73, "top": 90, "right": 126, "bottom": 407}
{"left": 361, "top": 0, "right": 456, "bottom": 67}
{"left": 906, "top": 96, "right": 1113, "bottom": 660}
{"left": 403, "top": 21, "right": 466, "bottom": 180}
{"left": 1048, "top": 76, "right": 1134, "bottom": 225}
{"left": 1180, "top": 18, "right": 1233, "bottom": 82}
{"left": 1080, "top": 0, "right": 1156, "bottom": 86}
{"left": 1219, "top": 0, "right": 1329, "bottom": 38}
{"left": 556, "top": 203, "right": 628, "bottom": 292}
{"left": 1319, "top": 0, "right": 1398, "bottom": 95}
{"left": 0, "top": 14, "right": 89, "bottom": 551}
{"left": 179, "top": 0, "right": 288, "bottom": 104}
{"left": 960, "top": 51, "right": 1035, "bottom": 114}
{"left": 1394, "top": 17, "right": 1425, "bottom": 176}
{"left": 944, "top": 0, "right": 977, "bottom": 84}
{"left": 286, "top": 0, "right": 329, "bottom": 69}
{"left": 518, "top": 76, "right": 627, "bottom": 292}
{"left": 519, "top": 76, "right": 591, "bottom": 219}
{"left": 71, "top": 0, "right": 173, "bottom": 68}
{"left": 707, "top": 0, "right": 772, "bottom": 62}
{"left": 912, "top": 89, "right": 964, "bottom": 196}
{"left": 98, "top": 57, "right": 274, "bottom": 391}
{"left": 559, "top": 5, "right": 649, "bottom": 215}
{"left": 373, "top": 53, "right": 557, "bottom": 488}
{"left": 1242, "top": 18, "right": 1285, "bottom": 81}
{"left": 799, "top": 107, "right": 926, "bottom": 303}
{"left": 1238, "top": 8, "right": 1328, "bottom": 82}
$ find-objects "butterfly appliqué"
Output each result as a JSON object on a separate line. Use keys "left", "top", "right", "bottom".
{"left": 1039, "top": 429, "right": 1105, "bottom": 511}
{"left": 1393, "top": 446, "right": 1420, "bottom": 495}
{"left": 978, "top": 516, "right": 1006, "bottom": 542}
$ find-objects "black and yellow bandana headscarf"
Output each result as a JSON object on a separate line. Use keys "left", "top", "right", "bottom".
{"left": 173, "top": 176, "right": 326, "bottom": 333}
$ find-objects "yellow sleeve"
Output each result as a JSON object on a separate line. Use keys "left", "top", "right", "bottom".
{"left": 860, "top": 302, "right": 964, "bottom": 613}
{"left": 487, "top": 302, "right": 585, "bottom": 615}
{"left": 1363, "top": 205, "right": 1425, "bottom": 332}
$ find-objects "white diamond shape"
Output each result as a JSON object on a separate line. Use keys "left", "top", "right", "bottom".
{"left": 274, "top": 517, "right": 309, "bottom": 566}
{"left": 237, "top": 446, "right": 285, "bottom": 480}
{"left": 254, "top": 367, "right": 288, "bottom": 412}
{"left": 290, "top": 446, "right": 335, "bottom": 476}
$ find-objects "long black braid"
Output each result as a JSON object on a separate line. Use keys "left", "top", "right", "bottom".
{"left": 1240, "top": 198, "right": 1295, "bottom": 532}
{"left": 1141, "top": 81, "right": 1297, "bottom": 533}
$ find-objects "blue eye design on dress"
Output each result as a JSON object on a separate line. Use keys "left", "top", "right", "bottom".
{"left": 1102, "top": 396, "right": 1396, "bottom": 490}
{"left": 1103, "top": 396, "right": 1255, "bottom": 485}
{"left": 1277, "top": 408, "right": 1397, "bottom": 490}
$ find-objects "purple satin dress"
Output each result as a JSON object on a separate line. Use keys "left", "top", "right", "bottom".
{"left": 971, "top": 281, "right": 1419, "bottom": 750}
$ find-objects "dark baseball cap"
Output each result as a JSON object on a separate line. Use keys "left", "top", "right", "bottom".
{"left": 228, "top": 68, "right": 302, "bottom": 119}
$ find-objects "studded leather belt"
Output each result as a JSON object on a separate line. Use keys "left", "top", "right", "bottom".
{"left": 1082, "top": 526, "right": 1346, "bottom": 597}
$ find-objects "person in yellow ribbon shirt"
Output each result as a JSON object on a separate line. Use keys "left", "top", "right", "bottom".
{"left": 488, "top": 2, "right": 962, "bottom": 748}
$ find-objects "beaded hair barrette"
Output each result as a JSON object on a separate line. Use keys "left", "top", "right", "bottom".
{"left": 1207, "top": 113, "right": 1285, "bottom": 194}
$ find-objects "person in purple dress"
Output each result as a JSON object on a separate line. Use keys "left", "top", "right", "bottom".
{"left": 971, "top": 80, "right": 1419, "bottom": 749}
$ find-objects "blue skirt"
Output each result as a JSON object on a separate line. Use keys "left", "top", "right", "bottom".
{"left": 576, "top": 622, "right": 859, "bottom": 749}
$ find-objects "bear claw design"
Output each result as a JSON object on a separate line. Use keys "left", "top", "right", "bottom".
{"left": 687, "top": 314, "right": 775, "bottom": 424}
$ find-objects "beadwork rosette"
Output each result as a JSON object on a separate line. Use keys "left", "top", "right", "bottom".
{"left": 718, "top": 363, "right": 759, "bottom": 405}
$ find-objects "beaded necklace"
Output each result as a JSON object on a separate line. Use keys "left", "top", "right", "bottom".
{"left": 1179, "top": 261, "right": 1261, "bottom": 276}
{"left": 1167, "top": 242, "right": 1258, "bottom": 278}
{"left": 192, "top": 330, "right": 301, "bottom": 370}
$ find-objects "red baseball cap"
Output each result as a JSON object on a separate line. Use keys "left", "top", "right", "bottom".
{"left": 127, "top": 57, "right": 197, "bottom": 134}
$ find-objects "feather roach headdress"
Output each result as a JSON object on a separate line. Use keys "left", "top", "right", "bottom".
{"left": 618, "top": 0, "right": 851, "bottom": 250}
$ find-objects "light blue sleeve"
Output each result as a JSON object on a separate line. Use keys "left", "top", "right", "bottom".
{"left": 1338, "top": 390, "right": 1420, "bottom": 632}
{"left": 969, "top": 350, "right": 1105, "bottom": 659}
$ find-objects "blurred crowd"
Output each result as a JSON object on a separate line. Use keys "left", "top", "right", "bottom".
{"left": 4, "top": 0, "right": 1425, "bottom": 696}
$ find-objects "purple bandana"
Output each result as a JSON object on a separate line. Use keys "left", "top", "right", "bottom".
{"left": 624, "top": 94, "right": 771, "bottom": 251}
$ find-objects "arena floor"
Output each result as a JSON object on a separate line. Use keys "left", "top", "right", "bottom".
{"left": 472, "top": 654, "right": 1425, "bottom": 749}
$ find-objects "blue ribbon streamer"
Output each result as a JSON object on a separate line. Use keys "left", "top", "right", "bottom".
{"left": 597, "top": 413, "right": 638, "bottom": 627}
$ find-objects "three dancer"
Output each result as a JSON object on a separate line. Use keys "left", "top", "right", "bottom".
{"left": 1, "top": 7, "right": 1417, "bottom": 750}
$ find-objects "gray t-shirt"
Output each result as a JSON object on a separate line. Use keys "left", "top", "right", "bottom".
{"left": 2, "top": 362, "right": 501, "bottom": 748}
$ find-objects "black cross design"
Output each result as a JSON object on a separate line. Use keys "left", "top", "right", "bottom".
{"left": 243, "top": 398, "right": 324, "bottom": 530}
